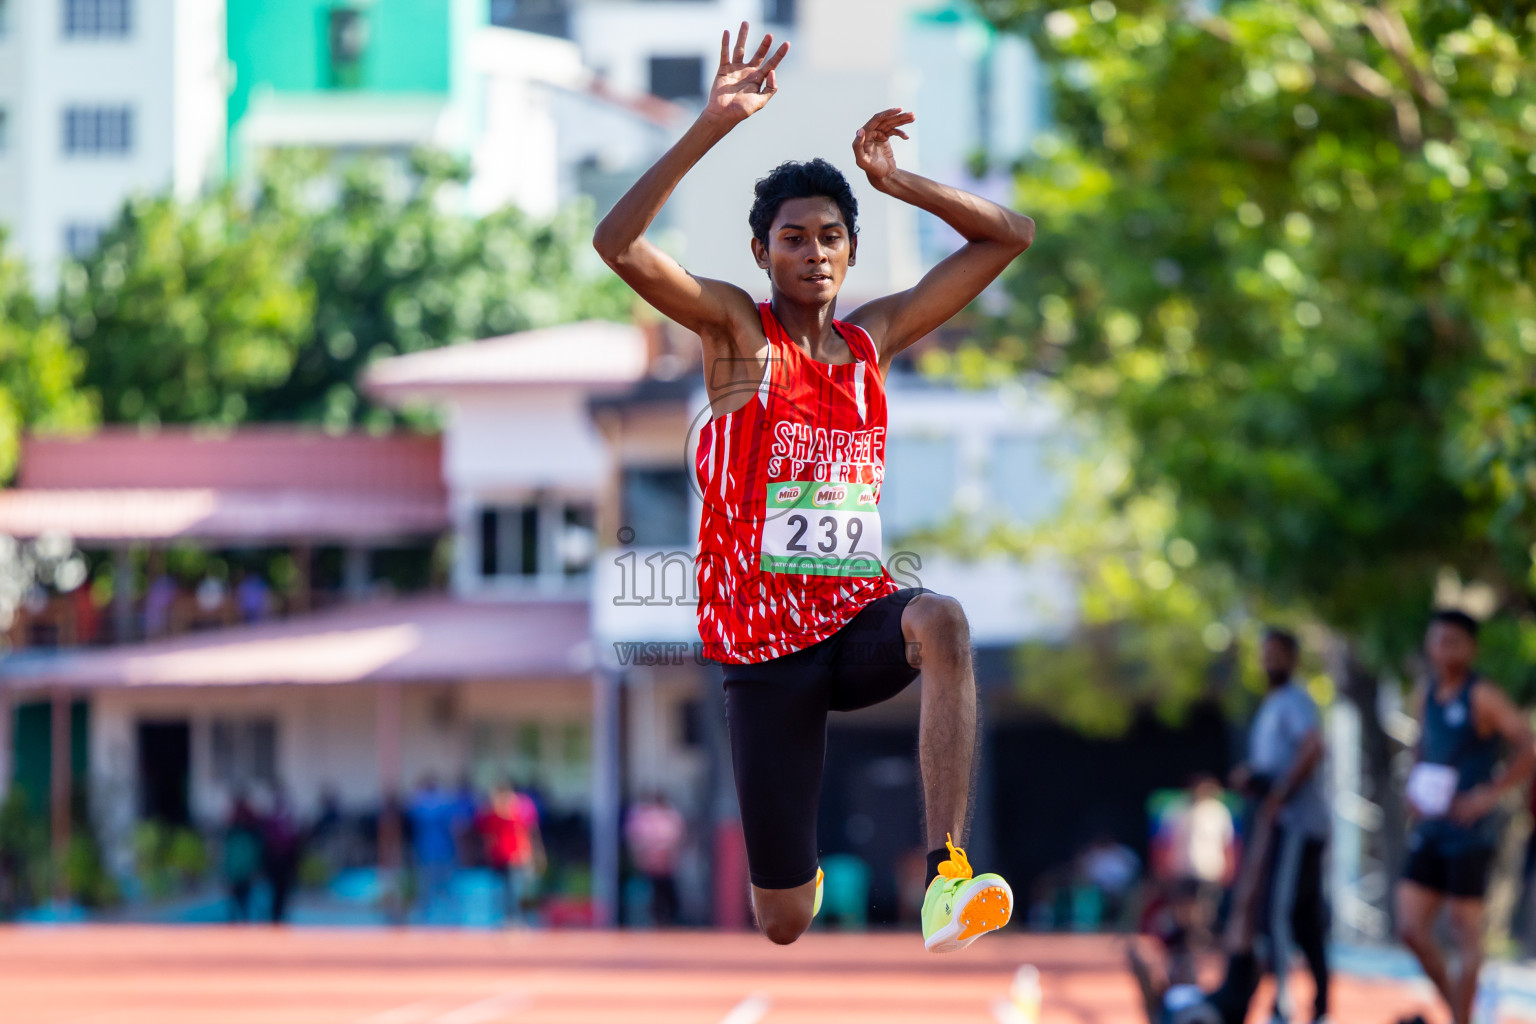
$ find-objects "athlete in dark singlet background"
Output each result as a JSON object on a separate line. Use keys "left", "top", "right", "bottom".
{"left": 593, "top": 22, "right": 1034, "bottom": 951}
{"left": 1397, "top": 610, "right": 1536, "bottom": 1024}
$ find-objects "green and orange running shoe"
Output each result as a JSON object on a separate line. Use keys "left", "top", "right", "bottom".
{"left": 812, "top": 867, "right": 824, "bottom": 919}
{"left": 921, "top": 835, "right": 1013, "bottom": 953}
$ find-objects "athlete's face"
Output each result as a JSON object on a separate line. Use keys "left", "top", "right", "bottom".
{"left": 752, "top": 197, "right": 856, "bottom": 304}
{"left": 1426, "top": 621, "right": 1476, "bottom": 674}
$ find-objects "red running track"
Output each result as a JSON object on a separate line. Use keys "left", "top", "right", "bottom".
{"left": 0, "top": 926, "right": 1448, "bottom": 1024}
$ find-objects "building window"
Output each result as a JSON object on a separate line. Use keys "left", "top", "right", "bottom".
{"left": 621, "top": 467, "right": 690, "bottom": 547}
{"left": 648, "top": 56, "right": 705, "bottom": 102}
{"left": 478, "top": 500, "right": 595, "bottom": 579}
{"left": 328, "top": 5, "right": 369, "bottom": 89}
{"left": 210, "top": 718, "right": 278, "bottom": 789}
{"left": 64, "top": 223, "right": 105, "bottom": 257}
{"left": 989, "top": 435, "right": 1066, "bottom": 525}
{"left": 764, "top": 0, "right": 796, "bottom": 25}
{"left": 62, "top": 105, "right": 133, "bottom": 155}
{"left": 881, "top": 436, "right": 959, "bottom": 536}
{"left": 63, "top": 0, "right": 132, "bottom": 38}
{"left": 489, "top": 0, "right": 570, "bottom": 38}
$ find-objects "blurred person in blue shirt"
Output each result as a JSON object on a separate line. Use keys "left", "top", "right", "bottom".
{"left": 1229, "top": 628, "right": 1329, "bottom": 1024}
{"left": 408, "top": 774, "right": 464, "bottom": 922}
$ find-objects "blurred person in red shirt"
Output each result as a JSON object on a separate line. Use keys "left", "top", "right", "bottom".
{"left": 625, "top": 791, "right": 687, "bottom": 927}
{"left": 476, "top": 782, "right": 544, "bottom": 926}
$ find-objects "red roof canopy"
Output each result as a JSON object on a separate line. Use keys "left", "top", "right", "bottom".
{"left": 0, "top": 597, "right": 591, "bottom": 691}
{"left": 0, "top": 429, "right": 447, "bottom": 544}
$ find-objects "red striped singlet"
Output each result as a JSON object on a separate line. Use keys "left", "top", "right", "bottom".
{"left": 695, "top": 301, "right": 899, "bottom": 664}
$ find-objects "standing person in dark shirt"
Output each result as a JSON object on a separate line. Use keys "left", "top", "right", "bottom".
{"left": 262, "top": 786, "right": 303, "bottom": 924}
{"left": 1397, "top": 610, "right": 1536, "bottom": 1024}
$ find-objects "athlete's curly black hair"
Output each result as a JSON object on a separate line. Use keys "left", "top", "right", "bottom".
{"left": 1431, "top": 608, "right": 1480, "bottom": 640}
{"left": 748, "top": 158, "right": 859, "bottom": 244}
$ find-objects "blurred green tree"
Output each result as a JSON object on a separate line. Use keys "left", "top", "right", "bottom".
{"left": 964, "top": 0, "right": 1536, "bottom": 879}
{"left": 966, "top": 0, "right": 1536, "bottom": 675}
{"left": 60, "top": 184, "right": 313, "bottom": 426}
{"left": 65, "top": 150, "right": 632, "bottom": 431}
{"left": 0, "top": 232, "right": 94, "bottom": 481}
{"left": 248, "top": 151, "right": 632, "bottom": 429}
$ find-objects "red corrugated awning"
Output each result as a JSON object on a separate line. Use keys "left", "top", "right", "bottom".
{"left": 2, "top": 429, "right": 448, "bottom": 543}
{"left": 0, "top": 597, "right": 593, "bottom": 692}
{"left": 0, "top": 489, "right": 448, "bottom": 543}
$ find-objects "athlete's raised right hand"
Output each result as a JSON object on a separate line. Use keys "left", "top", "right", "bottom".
{"left": 705, "top": 22, "right": 789, "bottom": 126}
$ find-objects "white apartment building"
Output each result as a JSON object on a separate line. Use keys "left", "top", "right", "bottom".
{"left": 0, "top": 0, "right": 227, "bottom": 290}
{"left": 568, "top": 0, "right": 1043, "bottom": 300}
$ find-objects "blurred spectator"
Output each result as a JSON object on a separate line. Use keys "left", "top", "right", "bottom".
{"left": 262, "top": 786, "right": 303, "bottom": 923}
{"left": 143, "top": 559, "right": 177, "bottom": 637}
{"left": 1079, "top": 834, "right": 1141, "bottom": 928}
{"left": 192, "top": 574, "right": 229, "bottom": 630}
{"left": 1167, "top": 776, "right": 1236, "bottom": 949}
{"left": 1232, "top": 627, "right": 1329, "bottom": 1024}
{"left": 625, "top": 791, "right": 685, "bottom": 927}
{"left": 307, "top": 785, "right": 355, "bottom": 874}
{"left": 235, "top": 570, "right": 272, "bottom": 624}
{"left": 68, "top": 577, "right": 100, "bottom": 645}
{"left": 450, "top": 774, "right": 481, "bottom": 864}
{"left": 476, "top": 781, "right": 545, "bottom": 926}
{"left": 408, "top": 774, "right": 462, "bottom": 921}
{"left": 222, "top": 794, "right": 263, "bottom": 922}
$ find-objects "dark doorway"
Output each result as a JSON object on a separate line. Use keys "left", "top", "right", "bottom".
{"left": 138, "top": 721, "right": 191, "bottom": 825}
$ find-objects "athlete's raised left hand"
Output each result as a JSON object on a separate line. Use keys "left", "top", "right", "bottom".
{"left": 853, "top": 108, "right": 916, "bottom": 189}
{"left": 704, "top": 22, "right": 790, "bottom": 127}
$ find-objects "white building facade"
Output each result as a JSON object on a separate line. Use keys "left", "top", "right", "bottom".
{"left": 0, "top": 0, "right": 227, "bottom": 289}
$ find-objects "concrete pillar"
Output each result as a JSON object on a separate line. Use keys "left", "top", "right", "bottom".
{"left": 591, "top": 667, "right": 622, "bottom": 927}
{"left": 289, "top": 544, "right": 312, "bottom": 613}
{"left": 111, "top": 546, "right": 135, "bottom": 643}
{"left": 0, "top": 682, "right": 11, "bottom": 803}
{"left": 376, "top": 682, "right": 404, "bottom": 921}
{"left": 343, "top": 546, "right": 370, "bottom": 601}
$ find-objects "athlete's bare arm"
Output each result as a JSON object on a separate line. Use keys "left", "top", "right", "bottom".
{"left": 593, "top": 24, "right": 788, "bottom": 390}
{"left": 844, "top": 109, "right": 1035, "bottom": 371}
{"left": 1452, "top": 680, "right": 1536, "bottom": 824}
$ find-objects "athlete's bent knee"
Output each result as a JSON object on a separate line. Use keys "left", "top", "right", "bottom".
{"left": 757, "top": 903, "right": 812, "bottom": 945}
{"left": 762, "top": 914, "right": 810, "bottom": 945}
{"left": 905, "top": 594, "right": 969, "bottom": 663}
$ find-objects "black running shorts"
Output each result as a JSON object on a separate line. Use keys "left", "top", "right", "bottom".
{"left": 722, "top": 588, "right": 928, "bottom": 889}
{"left": 1403, "top": 834, "right": 1496, "bottom": 899}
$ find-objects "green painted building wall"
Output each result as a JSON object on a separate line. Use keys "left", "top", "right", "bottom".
{"left": 226, "top": 0, "right": 483, "bottom": 169}
{"left": 10, "top": 701, "right": 89, "bottom": 818}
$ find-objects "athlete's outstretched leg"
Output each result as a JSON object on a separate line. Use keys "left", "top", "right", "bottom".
{"left": 902, "top": 592, "right": 977, "bottom": 847}
{"left": 903, "top": 591, "right": 1010, "bottom": 952}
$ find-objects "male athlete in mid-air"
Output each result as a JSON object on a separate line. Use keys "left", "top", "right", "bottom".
{"left": 594, "top": 23, "right": 1034, "bottom": 950}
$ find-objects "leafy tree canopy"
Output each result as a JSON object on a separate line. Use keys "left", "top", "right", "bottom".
{"left": 65, "top": 149, "right": 632, "bottom": 431}
{"left": 960, "top": 0, "right": 1536, "bottom": 703}
{"left": 0, "top": 233, "right": 94, "bottom": 481}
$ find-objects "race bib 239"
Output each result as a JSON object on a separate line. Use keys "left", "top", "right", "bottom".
{"left": 760, "top": 481, "right": 883, "bottom": 577}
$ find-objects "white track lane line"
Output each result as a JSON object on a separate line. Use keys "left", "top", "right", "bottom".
{"left": 354, "top": 1000, "right": 452, "bottom": 1024}
{"left": 718, "top": 993, "right": 772, "bottom": 1024}
{"left": 429, "top": 992, "right": 531, "bottom": 1024}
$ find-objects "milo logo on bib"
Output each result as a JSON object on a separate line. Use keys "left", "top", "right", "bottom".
{"left": 760, "top": 480, "right": 883, "bottom": 577}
